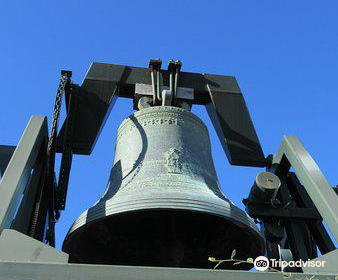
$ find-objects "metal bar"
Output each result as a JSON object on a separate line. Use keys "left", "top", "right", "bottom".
{"left": 0, "top": 116, "right": 48, "bottom": 233}
{"left": 286, "top": 173, "right": 336, "bottom": 254}
{"left": 265, "top": 240, "right": 281, "bottom": 270}
{"left": 56, "top": 151, "right": 73, "bottom": 210}
{"left": 10, "top": 144, "right": 46, "bottom": 235}
{"left": 57, "top": 62, "right": 266, "bottom": 166}
{"left": 168, "top": 60, "right": 174, "bottom": 103}
{"left": 260, "top": 223, "right": 281, "bottom": 270}
{"left": 283, "top": 221, "right": 310, "bottom": 270}
{"left": 246, "top": 204, "right": 321, "bottom": 220}
{"left": 59, "top": 62, "right": 254, "bottom": 157}
{"left": 279, "top": 176, "right": 317, "bottom": 266}
{"left": 156, "top": 69, "right": 161, "bottom": 101}
{"left": 150, "top": 66, "right": 156, "bottom": 105}
{"left": 32, "top": 180, "right": 50, "bottom": 242}
{"left": 0, "top": 145, "right": 16, "bottom": 177}
{"left": 205, "top": 86, "right": 267, "bottom": 167}
{"left": 0, "top": 261, "right": 337, "bottom": 280}
{"left": 56, "top": 86, "right": 76, "bottom": 210}
{"left": 174, "top": 61, "right": 182, "bottom": 104}
{"left": 273, "top": 136, "right": 338, "bottom": 243}
{"left": 29, "top": 162, "right": 47, "bottom": 240}
{"left": 308, "top": 221, "right": 336, "bottom": 254}
{"left": 83, "top": 62, "right": 241, "bottom": 100}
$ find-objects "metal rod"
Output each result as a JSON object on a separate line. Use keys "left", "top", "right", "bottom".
{"left": 174, "top": 69, "right": 178, "bottom": 104}
{"left": 168, "top": 59, "right": 175, "bottom": 106}
{"left": 156, "top": 68, "right": 161, "bottom": 102}
{"left": 173, "top": 61, "right": 181, "bottom": 105}
{"left": 150, "top": 66, "right": 156, "bottom": 105}
{"left": 169, "top": 71, "right": 173, "bottom": 94}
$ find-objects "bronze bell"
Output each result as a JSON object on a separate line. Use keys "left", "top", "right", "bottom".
{"left": 63, "top": 106, "right": 265, "bottom": 269}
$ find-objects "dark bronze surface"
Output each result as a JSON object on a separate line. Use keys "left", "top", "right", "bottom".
{"left": 63, "top": 107, "right": 265, "bottom": 269}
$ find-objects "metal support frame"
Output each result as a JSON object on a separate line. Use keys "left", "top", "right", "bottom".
{"left": 0, "top": 145, "right": 16, "bottom": 178}
{"left": 270, "top": 136, "right": 338, "bottom": 273}
{"left": 244, "top": 136, "right": 338, "bottom": 273}
{"left": 0, "top": 262, "right": 337, "bottom": 280}
{"left": 0, "top": 116, "right": 48, "bottom": 233}
{"left": 55, "top": 83, "right": 76, "bottom": 210}
{"left": 1, "top": 62, "right": 337, "bottom": 278}
{"left": 57, "top": 61, "right": 267, "bottom": 167}
{"left": 285, "top": 173, "right": 335, "bottom": 254}
{"left": 273, "top": 136, "right": 338, "bottom": 243}
{"left": 10, "top": 145, "right": 46, "bottom": 235}
{"left": 0, "top": 229, "right": 68, "bottom": 263}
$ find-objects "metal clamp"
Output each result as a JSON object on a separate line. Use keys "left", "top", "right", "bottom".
{"left": 168, "top": 60, "right": 182, "bottom": 105}
{"left": 148, "top": 59, "right": 162, "bottom": 105}
{"left": 161, "top": 89, "right": 173, "bottom": 106}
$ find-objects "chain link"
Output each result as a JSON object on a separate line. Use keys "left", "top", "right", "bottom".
{"left": 47, "top": 74, "right": 68, "bottom": 155}
{"left": 30, "top": 73, "right": 69, "bottom": 242}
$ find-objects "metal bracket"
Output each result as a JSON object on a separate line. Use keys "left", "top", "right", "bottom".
{"left": 273, "top": 136, "right": 338, "bottom": 243}
{"left": 57, "top": 61, "right": 267, "bottom": 167}
{"left": 0, "top": 116, "right": 48, "bottom": 233}
{"left": 161, "top": 89, "right": 173, "bottom": 106}
{"left": 135, "top": 83, "right": 194, "bottom": 101}
{"left": 0, "top": 229, "right": 68, "bottom": 263}
{"left": 270, "top": 136, "right": 338, "bottom": 273}
{"left": 55, "top": 83, "right": 77, "bottom": 211}
{"left": 148, "top": 59, "right": 162, "bottom": 105}
{"left": 246, "top": 203, "right": 321, "bottom": 220}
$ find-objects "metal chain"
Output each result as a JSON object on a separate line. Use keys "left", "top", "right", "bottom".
{"left": 47, "top": 74, "right": 68, "bottom": 155}
{"left": 30, "top": 73, "right": 69, "bottom": 242}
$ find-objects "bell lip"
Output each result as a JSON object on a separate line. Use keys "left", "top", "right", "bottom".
{"left": 62, "top": 205, "right": 266, "bottom": 261}
{"left": 64, "top": 196, "right": 262, "bottom": 235}
{"left": 117, "top": 106, "right": 209, "bottom": 136}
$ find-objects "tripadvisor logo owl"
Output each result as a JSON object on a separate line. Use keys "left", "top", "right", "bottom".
{"left": 254, "top": 256, "right": 269, "bottom": 271}
{"left": 254, "top": 256, "right": 326, "bottom": 271}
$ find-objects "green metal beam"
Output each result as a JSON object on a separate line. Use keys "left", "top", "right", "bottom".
{"left": 0, "top": 262, "right": 337, "bottom": 280}
{"left": 0, "top": 116, "right": 48, "bottom": 232}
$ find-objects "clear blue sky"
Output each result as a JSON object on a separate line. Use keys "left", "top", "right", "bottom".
{"left": 1, "top": 0, "right": 337, "bottom": 250}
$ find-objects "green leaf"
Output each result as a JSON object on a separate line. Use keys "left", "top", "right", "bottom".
{"left": 246, "top": 257, "right": 254, "bottom": 263}
{"left": 230, "top": 249, "right": 236, "bottom": 260}
{"left": 208, "top": 257, "right": 217, "bottom": 262}
{"left": 282, "top": 273, "right": 292, "bottom": 279}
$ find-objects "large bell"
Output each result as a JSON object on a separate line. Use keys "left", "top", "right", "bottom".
{"left": 63, "top": 106, "right": 265, "bottom": 269}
